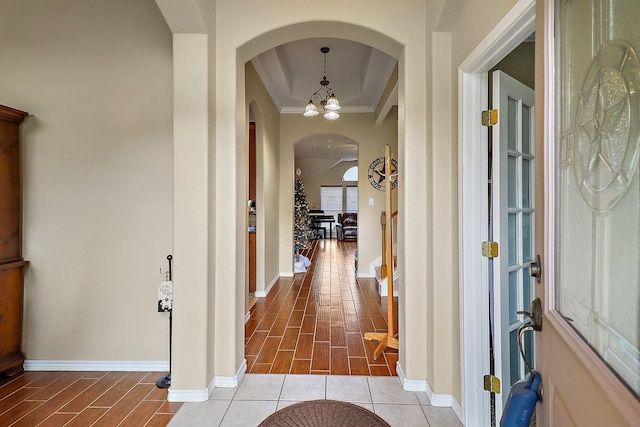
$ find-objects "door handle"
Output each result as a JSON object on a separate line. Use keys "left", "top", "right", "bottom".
{"left": 529, "top": 254, "right": 542, "bottom": 283}
{"left": 517, "top": 298, "right": 543, "bottom": 332}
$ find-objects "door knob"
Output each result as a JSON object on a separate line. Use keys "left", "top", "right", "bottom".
{"left": 517, "top": 298, "right": 543, "bottom": 332}
{"left": 530, "top": 254, "right": 542, "bottom": 283}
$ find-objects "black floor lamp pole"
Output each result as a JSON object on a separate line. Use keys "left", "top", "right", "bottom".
{"left": 156, "top": 255, "right": 173, "bottom": 389}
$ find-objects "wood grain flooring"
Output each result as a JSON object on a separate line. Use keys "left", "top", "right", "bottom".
{"left": 245, "top": 239, "right": 399, "bottom": 375}
{"left": 0, "top": 371, "right": 181, "bottom": 427}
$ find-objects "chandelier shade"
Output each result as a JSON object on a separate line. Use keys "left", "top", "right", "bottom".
{"left": 303, "top": 47, "right": 341, "bottom": 120}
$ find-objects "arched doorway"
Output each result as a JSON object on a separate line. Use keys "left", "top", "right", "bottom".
{"left": 237, "top": 26, "right": 403, "bottom": 379}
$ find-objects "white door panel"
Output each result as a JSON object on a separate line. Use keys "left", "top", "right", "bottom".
{"left": 492, "top": 70, "right": 536, "bottom": 420}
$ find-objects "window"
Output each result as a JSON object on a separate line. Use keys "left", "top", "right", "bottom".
{"left": 346, "top": 186, "right": 358, "bottom": 212}
{"left": 320, "top": 185, "right": 358, "bottom": 214}
{"left": 320, "top": 186, "right": 343, "bottom": 213}
{"left": 342, "top": 166, "right": 358, "bottom": 181}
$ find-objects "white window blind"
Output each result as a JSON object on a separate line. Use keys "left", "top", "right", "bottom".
{"left": 320, "top": 186, "right": 343, "bottom": 212}
{"left": 346, "top": 186, "right": 358, "bottom": 212}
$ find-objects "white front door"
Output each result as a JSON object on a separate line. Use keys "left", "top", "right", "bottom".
{"left": 492, "top": 70, "right": 536, "bottom": 420}
{"left": 537, "top": 0, "right": 640, "bottom": 425}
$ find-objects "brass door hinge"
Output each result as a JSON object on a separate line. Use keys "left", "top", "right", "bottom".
{"left": 484, "top": 374, "right": 501, "bottom": 393}
{"left": 482, "top": 109, "right": 498, "bottom": 126}
{"left": 482, "top": 241, "right": 499, "bottom": 258}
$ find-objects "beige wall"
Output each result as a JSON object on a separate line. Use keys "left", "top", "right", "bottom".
{"left": 0, "top": 0, "right": 173, "bottom": 361}
{"left": 245, "top": 62, "right": 281, "bottom": 297}
{"left": 441, "top": 0, "right": 522, "bottom": 409}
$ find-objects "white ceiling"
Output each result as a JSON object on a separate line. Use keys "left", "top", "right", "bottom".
{"left": 250, "top": 38, "right": 397, "bottom": 173}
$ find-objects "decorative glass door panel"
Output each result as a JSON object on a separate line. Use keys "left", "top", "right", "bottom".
{"left": 557, "top": 0, "right": 640, "bottom": 397}
{"left": 493, "top": 70, "right": 536, "bottom": 415}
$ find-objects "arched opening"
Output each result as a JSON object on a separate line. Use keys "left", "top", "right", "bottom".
{"left": 238, "top": 25, "right": 402, "bottom": 377}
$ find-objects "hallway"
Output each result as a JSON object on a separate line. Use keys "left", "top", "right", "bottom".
{"left": 245, "top": 239, "right": 398, "bottom": 376}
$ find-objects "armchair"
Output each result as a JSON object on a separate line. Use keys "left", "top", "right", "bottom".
{"left": 336, "top": 213, "right": 357, "bottom": 241}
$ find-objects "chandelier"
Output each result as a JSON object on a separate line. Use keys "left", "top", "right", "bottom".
{"left": 303, "top": 47, "right": 341, "bottom": 120}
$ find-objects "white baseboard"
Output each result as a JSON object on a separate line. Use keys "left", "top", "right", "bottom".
{"left": 24, "top": 360, "right": 169, "bottom": 372}
{"left": 397, "top": 361, "right": 459, "bottom": 416}
{"left": 425, "top": 379, "right": 454, "bottom": 407}
{"left": 168, "top": 361, "right": 246, "bottom": 402}
{"left": 214, "top": 360, "right": 247, "bottom": 388}
{"left": 255, "top": 275, "right": 279, "bottom": 298}
{"left": 168, "top": 388, "right": 209, "bottom": 402}
{"left": 357, "top": 272, "right": 375, "bottom": 278}
{"left": 278, "top": 272, "right": 294, "bottom": 278}
{"left": 396, "top": 362, "right": 427, "bottom": 392}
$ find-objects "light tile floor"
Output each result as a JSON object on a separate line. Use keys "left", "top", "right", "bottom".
{"left": 168, "top": 374, "right": 463, "bottom": 426}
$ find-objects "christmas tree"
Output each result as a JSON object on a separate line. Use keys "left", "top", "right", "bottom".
{"left": 294, "top": 177, "right": 315, "bottom": 252}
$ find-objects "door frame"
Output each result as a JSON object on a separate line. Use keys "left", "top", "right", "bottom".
{"left": 458, "top": 0, "right": 535, "bottom": 425}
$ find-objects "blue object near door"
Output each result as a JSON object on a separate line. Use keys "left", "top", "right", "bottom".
{"left": 500, "top": 370, "right": 542, "bottom": 427}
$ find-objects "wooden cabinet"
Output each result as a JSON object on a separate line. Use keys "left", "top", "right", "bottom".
{"left": 0, "top": 105, "right": 29, "bottom": 376}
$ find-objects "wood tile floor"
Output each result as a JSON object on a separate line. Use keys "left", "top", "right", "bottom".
{"left": 245, "top": 239, "right": 399, "bottom": 376}
{"left": 0, "top": 371, "right": 182, "bottom": 427}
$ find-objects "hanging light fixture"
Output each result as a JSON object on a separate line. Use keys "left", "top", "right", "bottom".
{"left": 303, "top": 47, "right": 341, "bottom": 120}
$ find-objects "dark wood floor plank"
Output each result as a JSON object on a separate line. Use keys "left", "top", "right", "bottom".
{"left": 255, "top": 312, "right": 278, "bottom": 331}
{"left": 119, "top": 399, "right": 164, "bottom": 427}
{"left": 11, "top": 378, "right": 96, "bottom": 427}
{"left": 346, "top": 333, "right": 366, "bottom": 358}
{"left": 60, "top": 371, "right": 127, "bottom": 413}
{"left": 288, "top": 310, "right": 304, "bottom": 327}
{"left": 280, "top": 327, "right": 300, "bottom": 351}
{"left": 255, "top": 336, "right": 281, "bottom": 364}
{"left": 140, "top": 372, "right": 165, "bottom": 384}
{"left": 290, "top": 360, "right": 311, "bottom": 375}
{"left": 294, "top": 333, "right": 314, "bottom": 360}
{"left": 27, "top": 372, "right": 86, "bottom": 401}
{"left": 311, "top": 342, "right": 330, "bottom": 371}
{"left": 92, "top": 383, "right": 154, "bottom": 427}
{"left": 330, "top": 347, "right": 349, "bottom": 375}
{"left": 145, "top": 413, "right": 174, "bottom": 427}
{"left": 269, "top": 316, "right": 289, "bottom": 337}
{"left": 330, "top": 326, "right": 347, "bottom": 347}
{"left": 64, "top": 407, "right": 109, "bottom": 427}
{"left": 36, "top": 412, "right": 76, "bottom": 426}
{"left": 370, "top": 365, "right": 391, "bottom": 376}
{"left": 245, "top": 331, "right": 268, "bottom": 356}
{"left": 249, "top": 363, "right": 272, "bottom": 373}
{"left": 0, "top": 372, "right": 46, "bottom": 399}
{"left": 0, "top": 400, "right": 43, "bottom": 426}
{"left": 0, "top": 387, "right": 41, "bottom": 414}
{"left": 349, "top": 358, "right": 371, "bottom": 375}
{"left": 91, "top": 371, "right": 147, "bottom": 407}
{"left": 156, "top": 401, "right": 184, "bottom": 414}
{"left": 23, "top": 372, "right": 62, "bottom": 389}
{"left": 144, "top": 385, "right": 168, "bottom": 401}
{"left": 271, "top": 351, "right": 294, "bottom": 374}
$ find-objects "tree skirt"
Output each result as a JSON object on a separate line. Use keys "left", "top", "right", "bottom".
{"left": 258, "top": 400, "right": 390, "bottom": 427}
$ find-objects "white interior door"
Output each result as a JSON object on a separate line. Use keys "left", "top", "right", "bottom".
{"left": 538, "top": 0, "right": 640, "bottom": 425}
{"left": 492, "top": 70, "right": 536, "bottom": 419}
